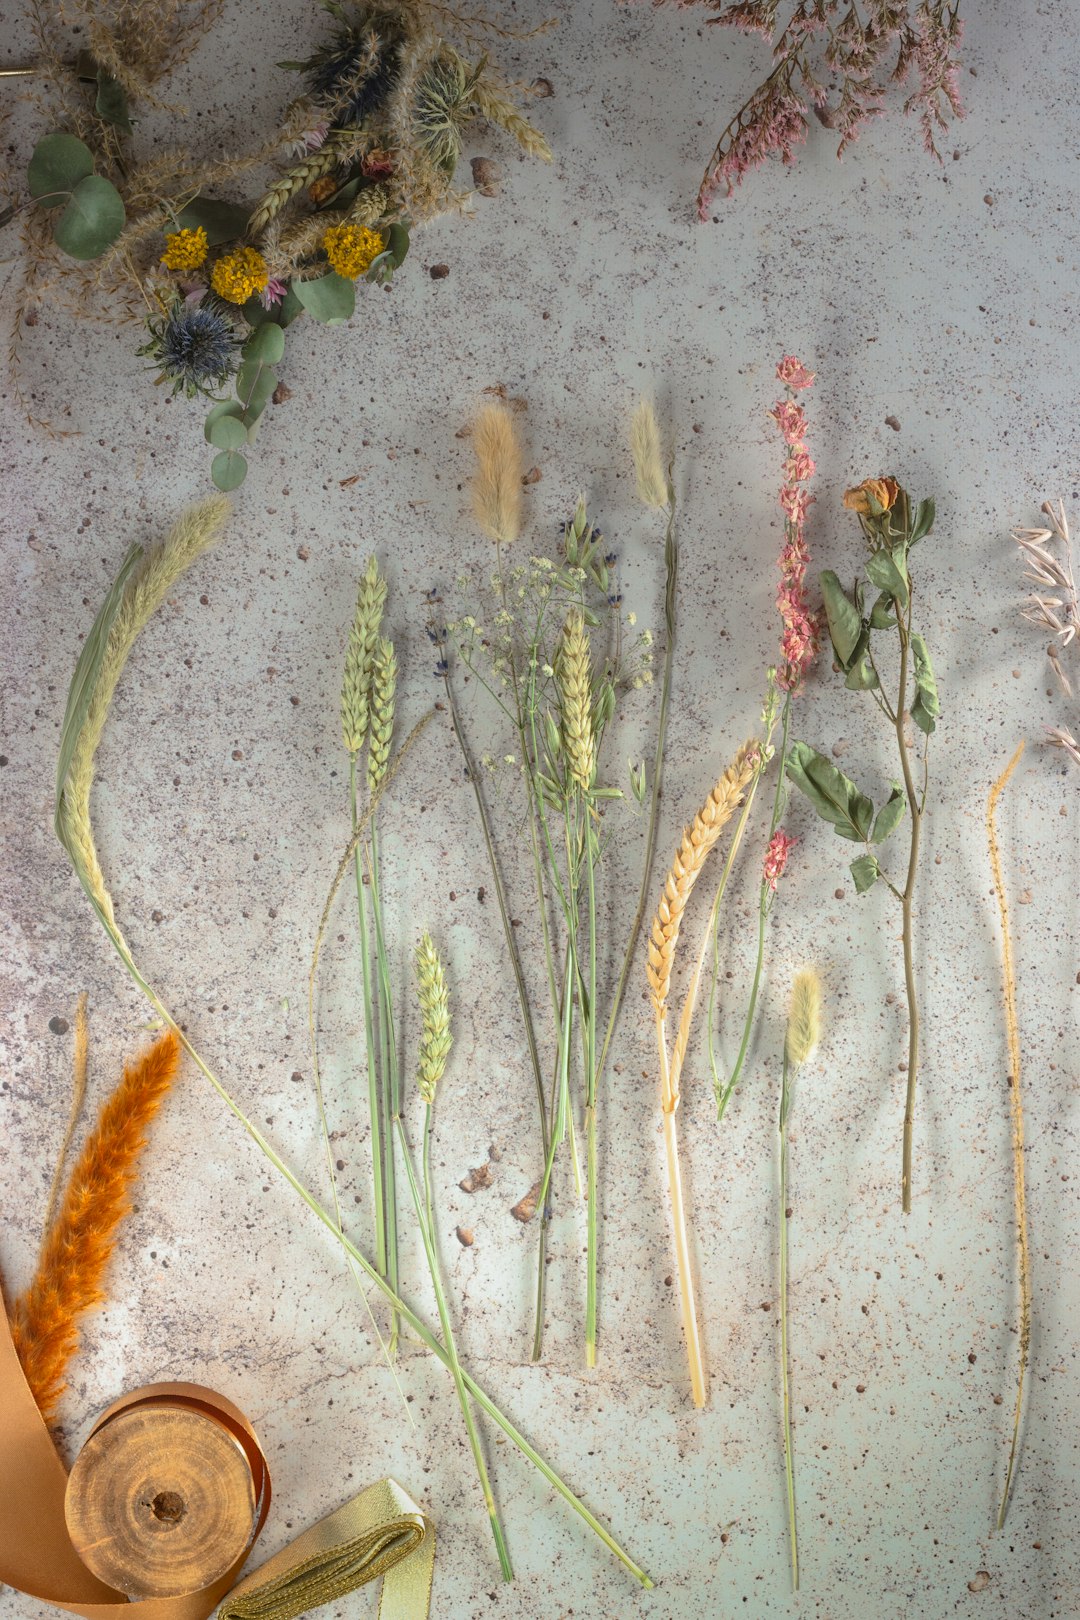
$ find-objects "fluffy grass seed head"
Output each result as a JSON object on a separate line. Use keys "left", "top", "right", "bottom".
{"left": 471, "top": 403, "right": 523, "bottom": 545}
{"left": 785, "top": 968, "right": 822, "bottom": 1070}
{"left": 556, "top": 609, "right": 596, "bottom": 794}
{"left": 342, "top": 554, "right": 388, "bottom": 754}
{"left": 415, "top": 931, "right": 453, "bottom": 1106}
{"left": 631, "top": 398, "right": 669, "bottom": 511}
{"left": 367, "top": 635, "right": 397, "bottom": 792}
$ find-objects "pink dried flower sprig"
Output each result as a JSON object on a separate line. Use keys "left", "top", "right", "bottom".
{"left": 637, "top": 0, "right": 965, "bottom": 217}
{"left": 763, "top": 828, "right": 797, "bottom": 891}
{"left": 770, "top": 356, "right": 820, "bottom": 695}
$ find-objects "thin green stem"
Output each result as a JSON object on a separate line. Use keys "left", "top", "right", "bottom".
{"left": 584, "top": 803, "right": 599, "bottom": 1368}
{"left": 368, "top": 826, "right": 400, "bottom": 1344}
{"left": 351, "top": 757, "right": 387, "bottom": 1279}
{"left": 778, "top": 1051, "right": 798, "bottom": 1591}
{"left": 894, "top": 603, "right": 924, "bottom": 1214}
{"left": 399, "top": 1112, "right": 513, "bottom": 1580}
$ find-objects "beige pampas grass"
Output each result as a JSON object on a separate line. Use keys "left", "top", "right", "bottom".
{"left": 785, "top": 969, "right": 822, "bottom": 1071}
{"left": 471, "top": 403, "right": 523, "bottom": 545}
{"left": 647, "top": 740, "right": 758, "bottom": 1410}
{"left": 630, "top": 399, "right": 669, "bottom": 511}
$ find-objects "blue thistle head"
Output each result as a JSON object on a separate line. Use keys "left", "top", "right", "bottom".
{"left": 139, "top": 302, "right": 237, "bottom": 399}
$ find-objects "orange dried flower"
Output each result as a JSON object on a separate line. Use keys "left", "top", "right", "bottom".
{"left": 843, "top": 477, "right": 900, "bottom": 516}
{"left": 10, "top": 1029, "right": 182, "bottom": 1419}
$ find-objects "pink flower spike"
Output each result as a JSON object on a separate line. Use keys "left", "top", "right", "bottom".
{"left": 776, "top": 355, "right": 815, "bottom": 391}
{"left": 763, "top": 829, "right": 797, "bottom": 891}
{"left": 768, "top": 399, "right": 808, "bottom": 445}
{"left": 260, "top": 278, "right": 289, "bottom": 310}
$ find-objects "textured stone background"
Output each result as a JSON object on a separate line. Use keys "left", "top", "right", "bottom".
{"left": 1, "top": 2, "right": 1078, "bottom": 1617}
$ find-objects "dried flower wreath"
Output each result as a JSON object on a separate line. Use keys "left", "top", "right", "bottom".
{"left": 5, "top": 0, "right": 551, "bottom": 488}
{"left": 633, "top": 1, "right": 963, "bottom": 219}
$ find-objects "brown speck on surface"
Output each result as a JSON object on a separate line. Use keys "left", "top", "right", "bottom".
{"left": 429, "top": 263, "right": 450, "bottom": 279}
{"left": 885, "top": 414, "right": 901, "bottom": 431}
{"left": 522, "top": 466, "right": 542, "bottom": 485}
{"left": 456, "top": 1226, "right": 474, "bottom": 1247}
{"left": 968, "top": 1571, "right": 991, "bottom": 1592}
{"left": 296, "top": 545, "right": 310, "bottom": 561}
{"left": 470, "top": 157, "right": 503, "bottom": 197}
{"left": 834, "top": 888, "right": 845, "bottom": 900}
{"left": 531, "top": 77, "right": 554, "bottom": 96}
{"left": 272, "top": 381, "right": 292, "bottom": 404}
{"left": 48, "top": 1016, "right": 69, "bottom": 1035}
{"left": 510, "top": 1179, "right": 540, "bottom": 1222}
{"left": 460, "top": 1163, "right": 494, "bottom": 1194}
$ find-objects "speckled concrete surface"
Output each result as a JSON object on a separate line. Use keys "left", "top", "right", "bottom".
{"left": 1, "top": 2, "right": 1078, "bottom": 1617}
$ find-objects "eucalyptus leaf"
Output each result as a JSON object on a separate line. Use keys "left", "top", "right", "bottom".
{"left": 53, "top": 173, "right": 126, "bottom": 259}
{"left": 236, "top": 361, "right": 277, "bottom": 415}
{"left": 387, "top": 222, "right": 410, "bottom": 267}
{"left": 293, "top": 271, "right": 355, "bottom": 324}
{"left": 872, "top": 784, "right": 907, "bottom": 844}
{"left": 243, "top": 322, "right": 285, "bottom": 365}
{"left": 28, "top": 133, "right": 94, "bottom": 205}
{"left": 850, "top": 853, "right": 880, "bottom": 894}
{"left": 211, "top": 449, "right": 248, "bottom": 491}
{"left": 910, "top": 633, "right": 940, "bottom": 735}
{"left": 55, "top": 542, "right": 142, "bottom": 830}
{"left": 178, "top": 197, "right": 252, "bottom": 245}
{"left": 785, "top": 740, "right": 874, "bottom": 843}
{"left": 910, "top": 498, "right": 936, "bottom": 545}
{"left": 207, "top": 414, "right": 247, "bottom": 452}
{"left": 820, "top": 570, "right": 863, "bottom": 667}
{"left": 204, "top": 400, "right": 244, "bottom": 443}
{"left": 95, "top": 73, "right": 133, "bottom": 134}
{"left": 866, "top": 547, "right": 909, "bottom": 609}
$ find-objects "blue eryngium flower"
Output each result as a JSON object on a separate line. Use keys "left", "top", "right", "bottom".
{"left": 139, "top": 302, "right": 237, "bottom": 399}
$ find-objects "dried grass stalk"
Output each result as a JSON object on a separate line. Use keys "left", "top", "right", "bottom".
{"left": 11, "top": 1029, "right": 182, "bottom": 1419}
{"left": 471, "top": 402, "right": 523, "bottom": 545}
{"left": 987, "top": 741, "right": 1031, "bottom": 1529}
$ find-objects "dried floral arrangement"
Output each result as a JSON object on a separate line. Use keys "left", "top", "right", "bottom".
{"left": 11, "top": 1007, "right": 181, "bottom": 1421}
{"left": 438, "top": 398, "right": 671, "bottom": 1369}
{"left": 1011, "top": 498, "right": 1079, "bottom": 768}
{"left": 53, "top": 497, "right": 651, "bottom": 1589}
{"left": 633, "top": 1, "right": 963, "bottom": 219}
{"left": 786, "top": 474, "right": 940, "bottom": 1212}
{"left": 7, "top": 0, "right": 550, "bottom": 488}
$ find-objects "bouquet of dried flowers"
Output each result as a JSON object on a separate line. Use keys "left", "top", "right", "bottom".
{"left": 442, "top": 400, "right": 663, "bottom": 1369}
{"left": 785, "top": 475, "right": 940, "bottom": 1212}
{"left": 634, "top": 1, "right": 963, "bottom": 219}
{"left": 1011, "top": 498, "right": 1079, "bottom": 768}
{"left": 7, "top": 0, "right": 550, "bottom": 488}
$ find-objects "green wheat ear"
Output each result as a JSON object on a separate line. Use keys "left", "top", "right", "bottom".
{"left": 415, "top": 931, "right": 452, "bottom": 1105}
{"left": 342, "top": 554, "right": 387, "bottom": 755}
{"left": 555, "top": 609, "right": 595, "bottom": 794}
{"left": 366, "top": 635, "right": 397, "bottom": 791}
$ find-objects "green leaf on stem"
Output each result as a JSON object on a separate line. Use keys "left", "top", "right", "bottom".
{"left": 850, "top": 853, "right": 879, "bottom": 893}
{"left": 53, "top": 173, "right": 126, "bottom": 258}
{"left": 820, "top": 570, "right": 863, "bottom": 666}
{"left": 910, "top": 498, "right": 936, "bottom": 545}
{"left": 243, "top": 322, "right": 285, "bottom": 365}
{"left": 28, "top": 133, "right": 93, "bottom": 204}
{"left": 177, "top": 197, "right": 252, "bottom": 245}
{"left": 211, "top": 448, "right": 248, "bottom": 491}
{"left": 785, "top": 741, "right": 874, "bottom": 843}
{"left": 872, "top": 783, "right": 906, "bottom": 843}
{"left": 95, "top": 73, "right": 133, "bottom": 134}
{"left": 293, "top": 271, "right": 355, "bottom": 324}
{"left": 843, "top": 631, "right": 880, "bottom": 691}
{"left": 910, "top": 633, "right": 940, "bottom": 734}
{"left": 866, "top": 548, "right": 909, "bottom": 610}
{"left": 869, "top": 591, "right": 897, "bottom": 629}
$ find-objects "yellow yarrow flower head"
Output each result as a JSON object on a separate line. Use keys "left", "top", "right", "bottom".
{"left": 210, "top": 246, "right": 269, "bottom": 305}
{"left": 322, "top": 223, "right": 384, "bottom": 280}
{"left": 160, "top": 227, "right": 208, "bottom": 273}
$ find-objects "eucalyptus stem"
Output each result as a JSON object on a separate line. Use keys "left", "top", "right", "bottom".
{"left": 350, "top": 757, "right": 387, "bottom": 1279}
{"left": 368, "top": 825, "right": 401, "bottom": 1345}
{"left": 777, "top": 1050, "right": 798, "bottom": 1591}
{"left": 398, "top": 1111, "right": 513, "bottom": 1580}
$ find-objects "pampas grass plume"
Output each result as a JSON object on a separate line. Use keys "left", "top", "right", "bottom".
{"left": 631, "top": 399, "right": 668, "bottom": 511}
{"left": 471, "top": 403, "right": 523, "bottom": 545}
{"left": 785, "top": 969, "right": 822, "bottom": 1070}
{"left": 10, "top": 1029, "right": 182, "bottom": 1420}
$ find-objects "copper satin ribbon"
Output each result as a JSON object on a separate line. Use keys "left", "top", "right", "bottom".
{"left": 0, "top": 1282, "right": 434, "bottom": 1620}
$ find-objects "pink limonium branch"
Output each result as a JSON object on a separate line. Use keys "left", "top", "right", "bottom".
{"left": 711, "top": 355, "right": 819, "bottom": 1116}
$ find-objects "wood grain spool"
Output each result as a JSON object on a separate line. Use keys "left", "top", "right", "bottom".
{"left": 64, "top": 1403, "right": 258, "bottom": 1598}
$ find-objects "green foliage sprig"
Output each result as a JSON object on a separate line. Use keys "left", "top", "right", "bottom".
{"left": 785, "top": 478, "right": 941, "bottom": 1213}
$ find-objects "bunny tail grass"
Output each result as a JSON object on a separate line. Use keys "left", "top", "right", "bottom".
{"left": 471, "top": 402, "right": 523, "bottom": 545}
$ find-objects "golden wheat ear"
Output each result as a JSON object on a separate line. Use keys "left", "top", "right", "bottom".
{"left": 10, "top": 1029, "right": 182, "bottom": 1420}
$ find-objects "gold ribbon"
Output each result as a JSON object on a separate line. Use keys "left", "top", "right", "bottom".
{"left": 0, "top": 1280, "right": 434, "bottom": 1620}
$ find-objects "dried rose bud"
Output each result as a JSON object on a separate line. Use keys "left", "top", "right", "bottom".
{"left": 843, "top": 477, "right": 900, "bottom": 516}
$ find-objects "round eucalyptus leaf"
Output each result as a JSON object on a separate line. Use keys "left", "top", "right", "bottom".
{"left": 53, "top": 174, "right": 126, "bottom": 259}
{"left": 293, "top": 272, "right": 355, "bottom": 325}
{"left": 28, "top": 133, "right": 94, "bottom": 207}
{"left": 243, "top": 322, "right": 285, "bottom": 365}
{"left": 178, "top": 197, "right": 252, "bottom": 245}
{"left": 208, "top": 414, "right": 248, "bottom": 452}
{"left": 204, "top": 401, "right": 245, "bottom": 444}
{"left": 211, "top": 449, "right": 248, "bottom": 492}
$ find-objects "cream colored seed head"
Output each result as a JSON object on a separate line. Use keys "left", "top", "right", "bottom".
{"left": 556, "top": 609, "right": 596, "bottom": 793}
{"left": 647, "top": 741, "right": 758, "bottom": 1014}
{"left": 342, "top": 555, "right": 387, "bottom": 755}
{"left": 366, "top": 635, "right": 397, "bottom": 792}
{"left": 630, "top": 398, "right": 668, "bottom": 511}
{"left": 415, "top": 931, "right": 452, "bottom": 1105}
{"left": 471, "top": 402, "right": 523, "bottom": 545}
{"left": 785, "top": 969, "right": 822, "bottom": 1070}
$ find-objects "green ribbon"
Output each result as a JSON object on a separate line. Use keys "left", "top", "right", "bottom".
{"left": 219, "top": 1478, "right": 434, "bottom": 1620}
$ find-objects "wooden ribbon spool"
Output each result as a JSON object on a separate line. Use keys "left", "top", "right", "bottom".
{"left": 65, "top": 1401, "right": 259, "bottom": 1599}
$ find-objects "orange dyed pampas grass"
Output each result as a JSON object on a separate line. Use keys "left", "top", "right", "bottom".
{"left": 10, "top": 1029, "right": 181, "bottom": 1419}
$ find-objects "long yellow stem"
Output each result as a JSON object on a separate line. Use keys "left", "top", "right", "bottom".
{"left": 657, "top": 1009, "right": 707, "bottom": 1408}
